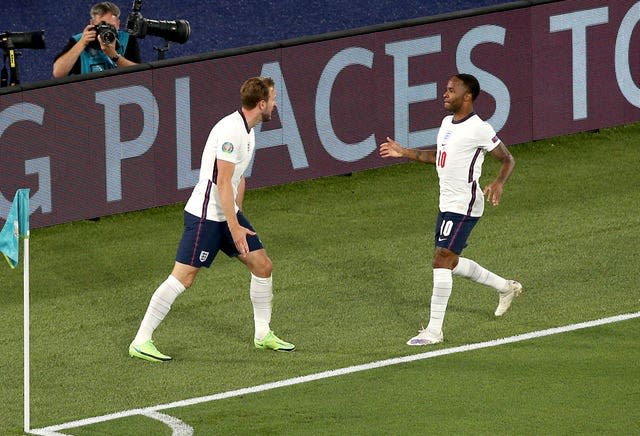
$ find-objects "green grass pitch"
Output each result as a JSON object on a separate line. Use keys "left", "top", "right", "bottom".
{"left": 1, "top": 122, "right": 639, "bottom": 435}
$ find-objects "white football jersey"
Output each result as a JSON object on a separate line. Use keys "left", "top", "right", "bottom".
{"left": 435, "top": 113, "right": 500, "bottom": 217}
{"left": 184, "top": 111, "right": 255, "bottom": 221}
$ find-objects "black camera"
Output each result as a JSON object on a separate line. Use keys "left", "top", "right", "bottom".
{"left": 94, "top": 22, "right": 118, "bottom": 45}
{"left": 126, "top": 0, "right": 190, "bottom": 44}
{"left": 1, "top": 30, "right": 45, "bottom": 87}
{"left": 0, "top": 30, "right": 46, "bottom": 50}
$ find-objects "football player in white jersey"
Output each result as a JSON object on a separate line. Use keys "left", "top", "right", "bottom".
{"left": 129, "top": 77, "right": 295, "bottom": 361}
{"left": 379, "top": 73, "right": 523, "bottom": 345}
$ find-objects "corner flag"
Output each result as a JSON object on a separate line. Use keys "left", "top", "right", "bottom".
{"left": 0, "top": 188, "right": 30, "bottom": 268}
{"left": 0, "top": 189, "right": 32, "bottom": 431}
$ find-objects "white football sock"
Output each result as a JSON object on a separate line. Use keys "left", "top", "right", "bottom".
{"left": 250, "top": 273, "right": 273, "bottom": 340}
{"left": 426, "top": 268, "right": 453, "bottom": 336}
{"left": 133, "top": 275, "right": 185, "bottom": 344}
{"left": 453, "top": 257, "right": 508, "bottom": 291}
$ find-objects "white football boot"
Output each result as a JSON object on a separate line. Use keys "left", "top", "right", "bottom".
{"left": 406, "top": 329, "right": 444, "bottom": 346}
{"left": 495, "top": 280, "right": 523, "bottom": 316}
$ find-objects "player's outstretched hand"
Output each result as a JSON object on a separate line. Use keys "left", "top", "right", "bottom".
{"left": 379, "top": 137, "right": 404, "bottom": 158}
{"left": 483, "top": 181, "right": 504, "bottom": 206}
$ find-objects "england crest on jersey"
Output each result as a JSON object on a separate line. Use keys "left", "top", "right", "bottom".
{"left": 199, "top": 251, "right": 209, "bottom": 262}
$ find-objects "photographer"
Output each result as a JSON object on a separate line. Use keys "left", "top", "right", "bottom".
{"left": 52, "top": 2, "right": 140, "bottom": 77}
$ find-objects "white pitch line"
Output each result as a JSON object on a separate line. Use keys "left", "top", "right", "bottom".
{"left": 139, "top": 410, "right": 194, "bottom": 435}
{"left": 29, "top": 312, "right": 640, "bottom": 435}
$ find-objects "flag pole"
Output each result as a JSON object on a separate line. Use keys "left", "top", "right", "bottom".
{"left": 23, "top": 230, "right": 30, "bottom": 433}
{"left": 0, "top": 188, "right": 31, "bottom": 431}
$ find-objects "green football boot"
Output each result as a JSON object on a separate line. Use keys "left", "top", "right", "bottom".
{"left": 254, "top": 331, "right": 295, "bottom": 352}
{"left": 129, "top": 339, "right": 172, "bottom": 362}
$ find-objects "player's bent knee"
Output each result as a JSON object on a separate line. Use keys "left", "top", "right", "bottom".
{"left": 255, "top": 259, "right": 273, "bottom": 277}
{"left": 432, "top": 248, "right": 458, "bottom": 270}
{"left": 252, "top": 255, "right": 273, "bottom": 277}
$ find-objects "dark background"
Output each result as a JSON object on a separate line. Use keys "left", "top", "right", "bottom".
{"left": 2, "top": 0, "right": 515, "bottom": 86}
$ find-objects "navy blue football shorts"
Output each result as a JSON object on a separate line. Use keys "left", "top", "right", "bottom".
{"left": 434, "top": 211, "right": 479, "bottom": 255}
{"left": 175, "top": 211, "right": 264, "bottom": 268}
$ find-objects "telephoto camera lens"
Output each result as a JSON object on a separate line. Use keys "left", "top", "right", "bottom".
{"left": 0, "top": 30, "right": 46, "bottom": 50}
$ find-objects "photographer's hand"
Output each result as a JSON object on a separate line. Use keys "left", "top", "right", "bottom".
{"left": 98, "top": 34, "right": 118, "bottom": 59}
{"left": 79, "top": 24, "right": 97, "bottom": 47}
{"left": 98, "top": 36, "right": 137, "bottom": 67}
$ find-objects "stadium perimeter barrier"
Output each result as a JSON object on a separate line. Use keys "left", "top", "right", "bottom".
{"left": 1, "top": 0, "right": 638, "bottom": 228}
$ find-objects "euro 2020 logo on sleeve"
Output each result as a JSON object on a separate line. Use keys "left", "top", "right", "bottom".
{"left": 222, "top": 142, "right": 234, "bottom": 153}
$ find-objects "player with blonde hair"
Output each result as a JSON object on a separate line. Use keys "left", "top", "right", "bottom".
{"left": 129, "top": 76, "right": 294, "bottom": 361}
